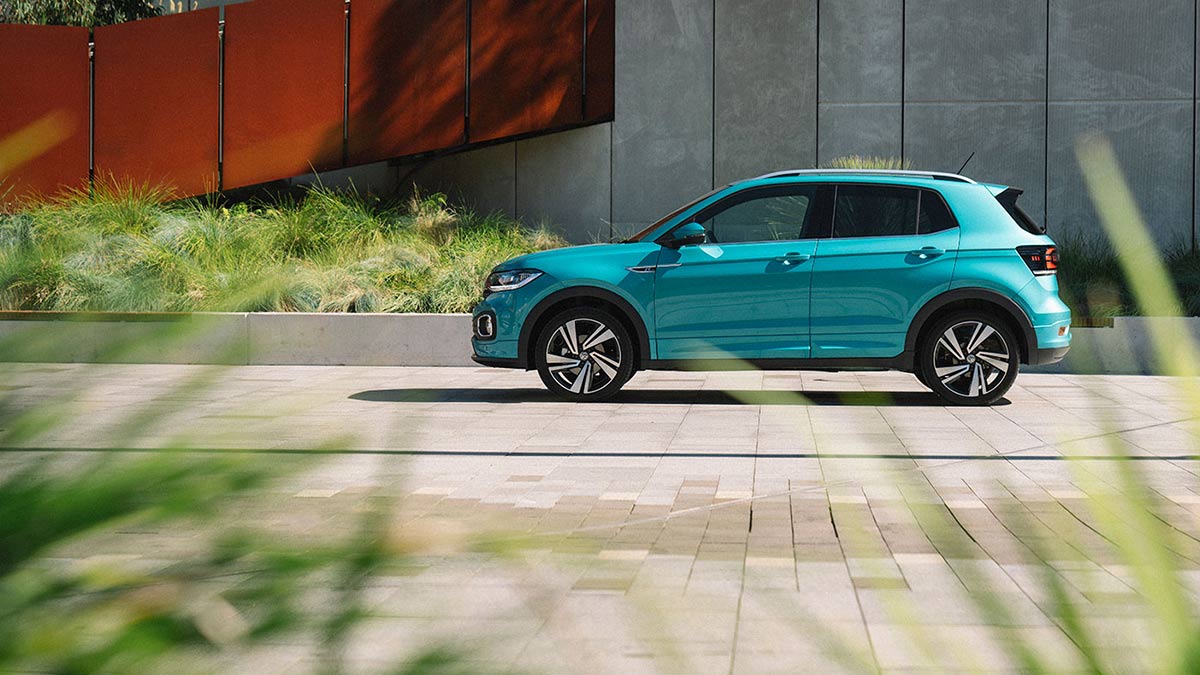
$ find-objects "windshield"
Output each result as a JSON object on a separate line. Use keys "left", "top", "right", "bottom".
{"left": 624, "top": 185, "right": 728, "bottom": 242}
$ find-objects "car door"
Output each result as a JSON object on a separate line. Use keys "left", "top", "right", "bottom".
{"left": 653, "top": 183, "right": 827, "bottom": 361}
{"left": 809, "top": 185, "right": 960, "bottom": 359}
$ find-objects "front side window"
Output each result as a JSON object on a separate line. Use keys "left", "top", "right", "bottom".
{"left": 833, "top": 185, "right": 919, "bottom": 238}
{"left": 698, "top": 186, "right": 820, "bottom": 244}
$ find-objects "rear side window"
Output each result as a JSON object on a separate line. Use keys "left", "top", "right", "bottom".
{"left": 917, "top": 190, "right": 957, "bottom": 234}
{"left": 833, "top": 185, "right": 918, "bottom": 238}
{"left": 832, "top": 185, "right": 959, "bottom": 238}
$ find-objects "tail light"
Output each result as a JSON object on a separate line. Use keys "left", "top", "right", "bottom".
{"left": 1017, "top": 245, "right": 1058, "bottom": 276}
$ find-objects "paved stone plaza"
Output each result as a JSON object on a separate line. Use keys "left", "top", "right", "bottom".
{"left": 3, "top": 364, "right": 1199, "bottom": 673}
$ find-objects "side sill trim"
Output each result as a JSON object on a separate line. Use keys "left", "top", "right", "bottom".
{"left": 644, "top": 354, "right": 914, "bottom": 372}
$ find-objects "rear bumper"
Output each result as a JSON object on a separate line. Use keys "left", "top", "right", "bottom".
{"left": 1031, "top": 346, "right": 1070, "bottom": 366}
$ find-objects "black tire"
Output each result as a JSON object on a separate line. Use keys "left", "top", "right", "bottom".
{"left": 535, "top": 307, "right": 635, "bottom": 402}
{"left": 914, "top": 367, "right": 930, "bottom": 388}
{"left": 917, "top": 311, "right": 1019, "bottom": 406}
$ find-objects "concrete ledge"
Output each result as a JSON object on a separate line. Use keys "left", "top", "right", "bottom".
{"left": 1026, "top": 317, "right": 1200, "bottom": 375}
{"left": 0, "top": 312, "right": 1195, "bottom": 374}
{"left": 0, "top": 312, "right": 474, "bottom": 367}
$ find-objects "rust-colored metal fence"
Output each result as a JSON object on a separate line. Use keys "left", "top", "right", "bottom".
{"left": 0, "top": 0, "right": 614, "bottom": 204}
{"left": 0, "top": 25, "right": 90, "bottom": 201}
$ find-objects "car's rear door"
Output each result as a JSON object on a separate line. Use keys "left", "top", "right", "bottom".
{"left": 809, "top": 184, "right": 960, "bottom": 359}
{"left": 653, "top": 183, "right": 827, "bottom": 360}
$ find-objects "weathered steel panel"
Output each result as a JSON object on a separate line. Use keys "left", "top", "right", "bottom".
{"left": 585, "top": 0, "right": 615, "bottom": 122}
{"left": 347, "top": 0, "right": 468, "bottom": 164}
{"left": 469, "top": 0, "right": 584, "bottom": 142}
{"left": 93, "top": 9, "right": 220, "bottom": 197}
{"left": 0, "top": 25, "right": 90, "bottom": 204}
{"left": 223, "top": 0, "right": 346, "bottom": 188}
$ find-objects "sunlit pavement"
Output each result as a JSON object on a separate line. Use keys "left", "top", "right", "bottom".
{"left": 4, "top": 364, "right": 1200, "bottom": 673}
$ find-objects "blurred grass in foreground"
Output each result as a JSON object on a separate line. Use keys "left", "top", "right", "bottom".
{"left": 0, "top": 181, "right": 563, "bottom": 314}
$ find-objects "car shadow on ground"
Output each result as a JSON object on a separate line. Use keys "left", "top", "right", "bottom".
{"left": 349, "top": 388, "right": 993, "bottom": 407}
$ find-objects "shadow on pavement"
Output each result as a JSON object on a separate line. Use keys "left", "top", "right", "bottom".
{"left": 349, "top": 388, "right": 982, "bottom": 407}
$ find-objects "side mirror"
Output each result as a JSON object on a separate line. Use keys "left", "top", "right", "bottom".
{"left": 669, "top": 222, "right": 707, "bottom": 248}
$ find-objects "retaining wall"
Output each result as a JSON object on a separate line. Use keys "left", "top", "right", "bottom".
{"left": 0, "top": 312, "right": 1194, "bottom": 375}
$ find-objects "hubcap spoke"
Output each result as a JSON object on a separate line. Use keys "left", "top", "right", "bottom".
{"left": 940, "top": 329, "right": 966, "bottom": 361}
{"left": 563, "top": 321, "right": 581, "bottom": 354}
{"left": 582, "top": 328, "right": 616, "bottom": 352}
{"left": 569, "top": 362, "right": 592, "bottom": 394}
{"left": 976, "top": 351, "right": 1009, "bottom": 372}
{"left": 936, "top": 364, "right": 971, "bottom": 384}
{"left": 591, "top": 351, "right": 620, "bottom": 379}
{"left": 966, "top": 324, "right": 996, "bottom": 355}
{"left": 969, "top": 364, "right": 984, "bottom": 397}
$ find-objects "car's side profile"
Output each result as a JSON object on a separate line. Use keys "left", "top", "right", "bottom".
{"left": 471, "top": 169, "right": 1071, "bottom": 405}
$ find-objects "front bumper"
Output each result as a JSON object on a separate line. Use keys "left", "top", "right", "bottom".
{"left": 471, "top": 355, "right": 522, "bottom": 369}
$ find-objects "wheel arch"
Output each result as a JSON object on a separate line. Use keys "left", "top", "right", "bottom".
{"left": 518, "top": 286, "right": 652, "bottom": 370}
{"left": 906, "top": 288, "right": 1037, "bottom": 365}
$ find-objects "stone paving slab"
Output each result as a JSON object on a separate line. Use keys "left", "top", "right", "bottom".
{"left": 2, "top": 364, "right": 1199, "bottom": 673}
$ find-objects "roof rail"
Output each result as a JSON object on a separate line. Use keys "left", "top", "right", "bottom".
{"left": 752, "top": 169, "right": 978, "bottom": 184}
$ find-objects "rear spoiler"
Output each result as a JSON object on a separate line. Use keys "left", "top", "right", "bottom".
{"left": 995, "top": 188, "right": 1046, "bottom": 235}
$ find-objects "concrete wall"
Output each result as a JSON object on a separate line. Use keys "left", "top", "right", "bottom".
{"left": 0, "top": 313, "right": 474, "bottom": 367}
{"left": 3, "top": 312, "right": 1192, "bottom": 376}
{"left": 397, "top": 0, "right": 1199, "bottom": 247}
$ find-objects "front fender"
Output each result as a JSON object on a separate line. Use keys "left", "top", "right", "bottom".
{"left": 515, "top": 283, "right": 655, "bottom": 369}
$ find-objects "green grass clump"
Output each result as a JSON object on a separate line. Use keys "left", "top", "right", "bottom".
{"left": 823, "top": 155, "right": 913, "bottom": 170}
{"left": 0, "top": 183, "right": 564, "bottom": 314}
{"left": 1055, "top": 234, "right": 1200, "bottom": 318}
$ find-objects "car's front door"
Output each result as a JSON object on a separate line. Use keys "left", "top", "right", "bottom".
{"left": 653, "top": 184, "right": 827, "bottom": 361}
{"left": 809, "top": 184, "right": 960, "bottom": 359}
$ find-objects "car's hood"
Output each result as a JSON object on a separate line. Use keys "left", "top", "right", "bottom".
{"left": 495, "top": 242, "right": 654, "bottom": 273}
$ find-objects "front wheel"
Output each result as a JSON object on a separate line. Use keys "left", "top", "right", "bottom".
{"left": 535, "top": 308, "right": 635, "bottom": 402}
{"left": 918, "top": 312, "right": 1019, "bottom": 406}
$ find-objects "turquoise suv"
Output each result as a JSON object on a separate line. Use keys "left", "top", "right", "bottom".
{"left": 471, "top": 170, "right": 1070, "bottom": 405}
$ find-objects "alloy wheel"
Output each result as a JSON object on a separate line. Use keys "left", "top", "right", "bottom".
{"left": 544, "top": 318, "right": 623, "bottom": 395}
{"left": 931, "top": 320, "right": 1011, "bottom": 399}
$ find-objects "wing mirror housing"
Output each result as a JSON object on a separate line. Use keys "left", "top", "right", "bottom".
{"left": 667, "top": 222, "right": 707, "bottom": 248}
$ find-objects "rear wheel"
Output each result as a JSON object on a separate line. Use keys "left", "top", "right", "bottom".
{"left": 535, "top": 308, "right": 634, "bottom": 402}
{"left": 918, "top": 312, "right": 1019, "bottom": 406}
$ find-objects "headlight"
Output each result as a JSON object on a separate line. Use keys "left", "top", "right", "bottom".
{"left": 484, "top": 269, "right": 543, "bottom": 296}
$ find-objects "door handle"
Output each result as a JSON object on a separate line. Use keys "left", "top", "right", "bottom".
{"left": 773, "top": 252, "right": 811, "bottom": 265}
{"left": 910, "top": 246, "right": 945, "bottom": 260}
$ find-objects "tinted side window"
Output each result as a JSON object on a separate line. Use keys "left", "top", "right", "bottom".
{"left": 917, "top": 190, "right": 958, "bottom": 234}
{"left": 700, "top": 186, "right": 819, "bottom": 244}
{"left": 833, "top": 185, "right": 918, "bottom": 238}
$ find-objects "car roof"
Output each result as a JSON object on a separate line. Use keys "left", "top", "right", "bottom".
{"left": 739, "top": 169, "right": 981, "bottom": 189}
{"left": 752, "top": 168, "right": 977, "bottom": 183}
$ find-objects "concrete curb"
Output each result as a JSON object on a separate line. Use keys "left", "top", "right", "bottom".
{"left": 0, "top": 312, "right": 474, "bottom": 367}
{"left": 0, "top": 313, "right": 1194, "bottom": 375}
{"left": 1025, "top": 316, "right": 1200, "bottom": 376}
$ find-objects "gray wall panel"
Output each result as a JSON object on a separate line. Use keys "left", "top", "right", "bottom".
{"left": 906, "top": 0, "right": 1046, "bottom": 102}
{"left": 904, "top": 102, "right": 1047, "bottom": 224}
{"left": 818, "top": 0, "right": 901, "bottom": 103}
{"left": 1049, "top": 0, "right": 1194, "bottom": 100}
{"left": 817, "top": 103, "right": 902, "bottom": 164}
{"left": 611, "top": 0, "right": 714, "bottom": 231}
{"left": 714, "top": 0, "right": 817, "bottom": 184}
{"left": 406, "top": 143, "right": 516, "bottom": 219}
{"left": 516, "top": 124, "right": 613, "bottom": 243}
{"left": 1048, "top": 101, "right": 1193, "bottom": 247}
